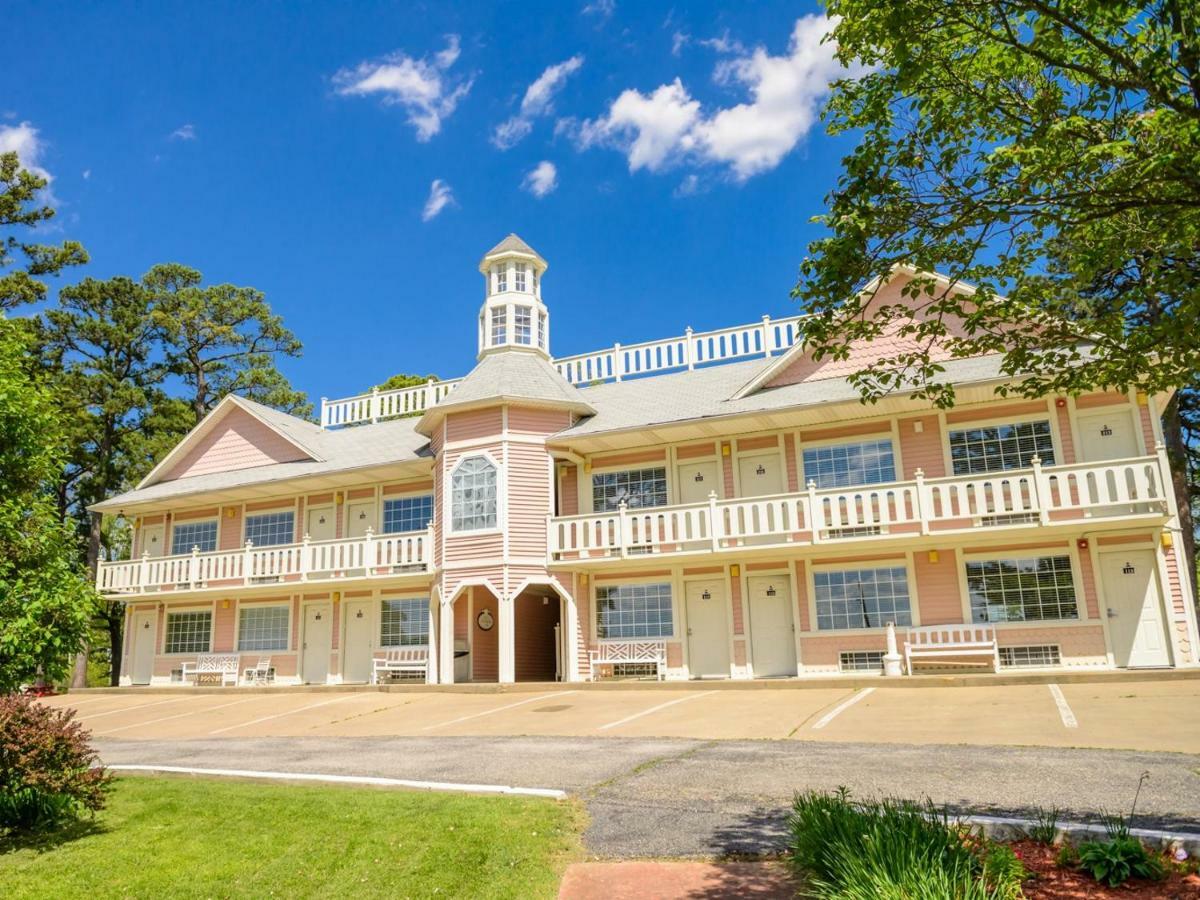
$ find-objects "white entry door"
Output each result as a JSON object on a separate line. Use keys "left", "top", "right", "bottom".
{"left": 685, "top": 580, "right": 730, "bottom": 678}
{"left": 676, "top": 460, "right": 720, "bottom": 505}
{"left": 1101, "top": 550, "right": 1170, "bottom": 667}
{"left": 342, "top": 600, "right": 373, "bottom": 683}
{"left": 130, "top": 611, "right": 157, "bottom": 685}
{"left": 1076, "top": 409, "right": 1140, "bottom": 462}
{"left": 140, "top": 524, "right": 165, "bottom": 558}
{"left": 345, "top": 500, "right": 377, "bottom": 538}
{"left": 305, "top": 506, "right": 336, "bottom": 542}
{"left": 747, "top": 576, "right": 797, "bottom": 677}
{"left": 737, "top": 452, "right": 784, "bottom": 497}
{"left": 302, "top": 603, "right": 333, "bottom": 683}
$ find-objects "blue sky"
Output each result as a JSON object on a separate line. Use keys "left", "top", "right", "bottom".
{"left": 7, "top": 0, "right": 856, "bottom": 405}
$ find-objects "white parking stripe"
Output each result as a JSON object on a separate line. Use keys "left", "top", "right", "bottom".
{"left": 420, "top": 691, "right": 577, "bottom": 731}
{"left": 598, "top": 691, "right": 715, "bottom": 731}
{"left": 107, "top": 764, "right": 566, "bottom": 799}
{"left": 1048, "top": 684, "right": 1078, "bottom": 728}
{"left": 812, "top": 687, "right": 875, "bottom": 730}
{"left": 95, "top": 696, "right": 262, "bottom": 736}
{"left": 208, "top": 695, "right": 356, "bottom": 735}
{"left": 77, "top": 697, "right": 192, "bottom": 721}
{"left": 41, "top": 695, "right": 123, "bottom": 708}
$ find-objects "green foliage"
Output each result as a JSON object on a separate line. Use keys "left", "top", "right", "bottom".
{"left": 0, "top": 692, "right": 110, "bottom": 831}
{"left": 0, "top": 151, "right": 88, "bottom": 311}
{"left": 787, "top": 789, "right": 1024, "bottom": 899}
{"left": 1027, "top": 806, "right": 1061, "bottom": 845}
{"left": 0, "top": 318, "right": 94, "bottom": 691}
{"left": 1076, "top": 837, "right": 1165, "bottom": 887}
{"left": 374, "top": 372, "right": 438, "bottom": 392}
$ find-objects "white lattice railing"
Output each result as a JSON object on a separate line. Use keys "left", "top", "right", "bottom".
{"left": 319, "top": 314, "right": 805, "bottom": 427}
{"left": 548, "top": 454, "right": 1169, "bottom": 561}
{"left": 96, "top": 526, "right": 433, "bottom": 595}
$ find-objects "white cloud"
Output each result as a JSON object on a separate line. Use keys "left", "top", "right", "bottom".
{"left": 170, "top": 123, "right": 197, "bottom": 141}
{"left": 582, "top": 0, "right": 614, "bottom": 18}
{"left": 0, "top": 121, "right": 51, "bottom": 182}
{"left": 673, "top": 173, "right": 701, "bottom": 197}
{"left": 492, "top": 55, "right": 584, "bottom": 150}
{"left": 82, "top": 169, "right": 91, "bottom": 180}
{"left": 572, "top": 15, "right": 849, "bottom": 181}
{"left": 671, "top": 31, "right": 690, "bottom": 56}
{"left": 421, "top": 179, "right": 455, "bottom": 221}
{"left": 522, "top": 161, "right": 558, "bottom": 197}
{"left": 334, "top": 35, "right": 472, "bottom": 142}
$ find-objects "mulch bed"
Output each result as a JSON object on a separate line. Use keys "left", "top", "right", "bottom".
{"left": 1012, "top": 840, "right": 1200, "bottom": 899}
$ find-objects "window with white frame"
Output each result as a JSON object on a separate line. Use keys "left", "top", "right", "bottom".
{"left": 244, "top": 511, "right": 295, "bottom": 547}
{"left": 592, "top": 467, "right": 668, "bottom": 511}
{"left": 814, "top": 566, "right": 912, "bottom": 631}
{"left": 533, "top": 269, "right": 539, "bottom": 294}
{"left": 515, "top": 263, "right": 527, "bottom": 292}
{"left": 451, "top": 456, "right": 498, "bottom": 531}
{"left": 164, "top": 610, "right": 212, "bottom": 654}
{"left": 537, "top": 312, "right": 547, "bottom": 349}
{"left": 380, "top": 597, "right": 429, "bottom": 646}
{"left": 803, "top": 439, "right": 897, "bottom": 489}
{"left": 382, "top": 495, "right": 433, "bottom": 533}
{"left": 949, "top": 420, "right": 1055, "bottom": 475}
{"left": 237, "top": 605, "right": 289, "bottom": 651}
{"left": 171, "top": 520, "right": 218, "bottom": 555}
{"left": 496, "top": 265, "right": 507, "bottom": 293}
{"left": 514, "top": 305, "right": 532, "bottom": 344}
{"left": 966, "top": 556, "right": 1078, "bottom": 623}
{"left": 596, "top": 582, "right": 673, "bottom": 639}
{"left": 490, "top": 307, "right": 507, "bottom": 345}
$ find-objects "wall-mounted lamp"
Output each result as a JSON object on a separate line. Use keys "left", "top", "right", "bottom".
{"left": 332, "top": 591, "right": 341, "bottom": 603}
{"left": 1161, "top": 532, "right": 1174, "bottom": 549}
{"left": 730, "top": 564, "right": 740, "bottom": 578}
{"left": 927, "top": 550, "right": 939, "bottom": 564}
{"left": 1136, "top": 391, "right": 1149, "bottom": 406}
{"left": 721, "top": 443, "right": 731, "bottom": 456}
{"left": 225, "top": 507, "right": 236, "bottom": 519}
{"left": 335, "top": 492, "right": 344, "bottom": 505}
{"left": 912, "top": 420, "right": 924, "bottom": 433}
{"left": 221, "top": 599, "right": 230, "bottom": 610}
{"left": 1055, "top": 397, "right": 1067, "bottom": 408}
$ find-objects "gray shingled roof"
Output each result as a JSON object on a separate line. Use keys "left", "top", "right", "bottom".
{"left": 483, "top": 233, "right": 542, "bottom": 260}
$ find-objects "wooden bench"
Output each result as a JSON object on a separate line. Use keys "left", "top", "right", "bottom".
{"left": 372, "top": 648, "right": 428, "bottom": 684}
{"left": 904, "top": 625, "right": 999, "bottom": 674}
{"left": 180, "top": 653, "right": 240, "bottom": 686}
{"left": 588, "top": 640, "right": 667, "bottom": 681}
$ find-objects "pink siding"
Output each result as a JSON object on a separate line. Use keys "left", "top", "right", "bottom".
{"left": 737, "top": 435, "right": 778, "bottom": 452}
{"left": 471, "top": 587, "right": 499, "bottom": 681}
{"left": 383, "top": 479, "right": 434, "bottom": 496}
{"left": 213, "top": 603, "right": 236, "bottom": 652}
{"left": 897, "top": 415, "right": 944, "bottom": 478}
{"left": 446, "top": 408, "right": 503, "bottom": 442}
{"left": 1076, "top": 391, "right": 1128, "bottom": 410}
{"left": 730, "top": 576, "right": 744, "bottom": 635}
{"left": 1136, "top": 400, "right": 1156, "bottom": 451}
{"left": 914, "top": 550, "right": 963, "bottom": 624}
{"left": 795, "top": 562, "right": 811, "bottom": 632}
{"left": 514, "top": 591, "right": 559, "bottom": 681}
{"left": 676, "top": 441, "right": 717, "bottom": 460}
{"left": 165, "top": 407, "right": 309, "bottom": 481}
{"left": 800, "top": 421, "right": 890, "bottom": 443}
{"left": 1076, "top": 543, "right": 1101, "bottom": 619}
{"left": 801, "top": 634, "right": 887, "bottom": 667}
{"left": 733, "top": 639, "right": 746, "bottom": 667}
{"left": 945, "top": 399, "right": 1047, "bottom": 424}
{"left": 591, "top": 448, "right": 667, "bottom": 468}
{"left": 508, "top": 407, "right": 571, "bottom": 435}
{"left": 219, "top": 507, "right": 242, "bottom": 550}
{"left": 721, "top": 444, "right": 734, "bottom": 498}
{"left": 507, "top": 441, "right": 552, "bottom": 559}
{"left": 560, "top": 465, "right": 579, "bottom": 516}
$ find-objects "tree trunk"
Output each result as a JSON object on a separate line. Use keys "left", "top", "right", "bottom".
{"left": 69, "top": 507, "right": 106, "bottom": 689}
{"left": 106, "top": 603, "right": 125, "bottom": 687}
{"left": 1162, "top": 394, "right": 1197, "bottom": 611}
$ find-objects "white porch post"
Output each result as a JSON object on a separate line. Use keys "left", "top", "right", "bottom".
{"left": 498, "top": 596, "right": 515, "bottom": 683}
{"left": 425, "top": 594, "right": 439, "bottom": 685}
{"left": 439, "top": 595, "right": 456, "bottom": 684}
{"left": 560, "top": 583, "right": 581, "bottom": 683}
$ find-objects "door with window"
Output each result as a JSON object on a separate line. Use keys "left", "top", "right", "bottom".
{"left": 747, "top": 576, "right": 797, "bottom": 677}
{"left": 737, "top": 452, "right": 784, "bottom": 497}
{"left": 1100, "top": 550, "right": 1170, "bottom": 667}
{"left": 1076, "top": 409, "right": 1140, "bottom": 462}
{"left": 302, "top": 603, "right": 332, "bottom": 683}
{"left": 685, "top": 580, "right": 730, "bottom": 678}
{"left": 342, "top": 600, "right": 373, "bottom": 683}
{"left": 676, "top": 459, "right": 720, "bottom": 505}
{"left": 130, "top": 611, "right": 157, "bottom": 685}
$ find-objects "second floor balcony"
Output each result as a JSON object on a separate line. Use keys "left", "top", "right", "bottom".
{"left": 547, "top": 454, "right": 1171, "bottom": 563}
{"left": 97, "top": 527, "right": 433, "bottom": 596}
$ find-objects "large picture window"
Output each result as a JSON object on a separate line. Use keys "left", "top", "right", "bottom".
{"left": 380, "top": 598, "right": 429, "bottom": 646}
{"left": 244, "top": 511, "right": 295, "bottom": 547}
{"left": 382, "top": 495, "right": 433, "bottom": 533}
{"left": 802, "top": 440, "right": 897, "bottom": 489}
{"left": 171, "top": 520, "right": 218, "bottom": 555}
{"left": 813, "top": 567, "right": 912, "bottom": 631}
{"left": 451, "top": 456, "right": 498, "bottom": 531}
{"left": 596, "top": 583, "right": 673, "bottom": 640}
{"left": 238, "top": 605, "right": 289, "bottom": 651}
{"left": 164, "top": 610, "right": 212, "bottom": 654}
{"left": 949, "top": 420, "right": 1055, "bottom": 475}
{"left": 592, "top": 467, "right": 668, "bottom": 512}
{"left": 966, "top": 556, "right": 1078, "bottom": 623}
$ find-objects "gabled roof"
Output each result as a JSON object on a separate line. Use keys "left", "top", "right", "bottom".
{"left": 416, "top": 350, "right": 595, "bottom": 435}
{"left": 480, "top": 233, "right": 546, "bottom": 268}
{"left": 135, "top": 395, "right": 324, "bottom": 490}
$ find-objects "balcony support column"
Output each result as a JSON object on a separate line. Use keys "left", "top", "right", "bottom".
{"left": 498, "top": 596, "right": 515, "bottom": 684}
{"left": 438, "top": 595, "right": 456, "bottom": 684}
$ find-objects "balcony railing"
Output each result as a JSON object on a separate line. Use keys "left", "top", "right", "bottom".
{"left": 319, "top": 314, "right": 805, "bottom": 428}
{"left": 96, "top": 527, "right": 433, "bottom": 596}
{"left": 547, "top": 455, "right": 1169, "bottom": 562}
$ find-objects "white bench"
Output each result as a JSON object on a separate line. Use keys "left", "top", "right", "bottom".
{"left": 181, "top": 653, "right": 240, "bottom": 686}
{"left": 588, "top": 641, "right": 667, "bottom": 681}
{"left": 372, "top": 648, "right": 428, "bottom": 684}
{"left": 905, "top": 625, "right": 999, "bottom": 674}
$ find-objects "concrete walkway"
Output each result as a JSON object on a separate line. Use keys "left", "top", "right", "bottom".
{"left": 559, "top": 861, "right": 797, "bottom": 899}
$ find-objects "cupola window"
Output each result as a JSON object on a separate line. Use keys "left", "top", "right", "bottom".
{"left": 538, "top": 312, "right": 547, "bottom": 349}
{"left": 490, "top": 307, "right": 507, "bottom": 345}
{"left": 515, "top": 263, "right": 527, "bottom": 292}
{"left": 496, "top": 265, "right": 507, "bottom": 293}
{"left": 514, "top": 306, "right": 532, "bottom": 345}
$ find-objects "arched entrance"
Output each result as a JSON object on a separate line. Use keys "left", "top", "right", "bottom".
{"left": 513, "top": 585, "right": 563, "bottom": 682}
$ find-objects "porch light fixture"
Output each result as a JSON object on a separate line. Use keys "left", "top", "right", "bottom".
{"left": 336, "top": 492, "right": 344, "bottom": 504}
{"left": 221, "top": 599, "right": 230, "bottom": 609}
{"left": 730, "top": 564, "right": 740, "bottom": 577}
{"left": 721, "top": 444, "right": 731, "bottom": 456}
{"left": 1077, "top": 538, "right": 1089, "bottom": 551}
{"left": 927, "top": 550, "right": 939, "bottom": 564}
{"left": 332, "top": 592, "right": 341, "bottom": 602}
{"left": 1055, "top": 397, "right": 1067, "bottom": 408}
{"left": 1161, "top": 532, "right": 1174, "bottom": 549}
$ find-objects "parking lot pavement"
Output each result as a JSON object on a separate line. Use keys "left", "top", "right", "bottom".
{"left": 1058, "top": 680, "right": 1200, "bottom": 754}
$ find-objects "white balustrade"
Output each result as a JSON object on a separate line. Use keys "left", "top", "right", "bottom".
{"left": 320, "top": 378, "right": 461, "bottom": 428}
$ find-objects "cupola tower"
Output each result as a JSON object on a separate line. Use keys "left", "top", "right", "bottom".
{"left": 477, "top": 233, "right": 550, "bottom": 359}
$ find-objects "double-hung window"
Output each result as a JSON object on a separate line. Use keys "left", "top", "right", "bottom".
{"left": 382, "top": 495, "right": 434, "bottom": 533}
{"left": 164, "top": 610, "right": 212, "bottom": 654}
{"left": 515, "top": 263, "right": 527, "bottom": 292}
{"left": 451, "top": 456, "right": 498, "bottom": 531}
{"left": 966, "top": 556, "right": 1078, "bottom": 623}
{"left": 380, "top": 598, "right": 429, "bottom": 646}
{"left": 237, "top": 605, "right": 289, "bottom": 651}
{"left": 949, "top": 420, "right": 1055, "bottom": 475}
{"left": 496, "top": 265, "right": 507, "bottom": 293}
{"left": 244, "top": 511, "right": 295, "bottom": 547}
{"left": 596, "top": 583, "right": 673, "bottom": 639}
{"left": 537, "top": 312, "right": 547, "bottom": 349}
{"left": 514, "top": 306, "right": 532, "bottom": 345}
{"left": 592, "top": 467, "right": 668, "bottom": 511}
{"left": 171, "top": 520, "right": 218, "bottom": 555}
{"left": 490, "top": 307, "right": 507, "bottom": 345}
{"left": 813, "top": 566, "right": 912, "bottom": 631}
{"left": 802, "top": 439, "right": 897, "bottom": 489}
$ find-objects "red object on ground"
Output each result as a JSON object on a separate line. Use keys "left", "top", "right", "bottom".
{"left": 558, "top": 861, "right": 797, "bottom": 899}
{"left": 21, "top": 684, "right": 57, "bottom": 698}
{"left": 1013, "top": 840, "right": 1200, "bottom": 899}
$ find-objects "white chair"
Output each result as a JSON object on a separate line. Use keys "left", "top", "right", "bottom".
{"left": 242, "top": 657, "right": 273, "bottom": 685}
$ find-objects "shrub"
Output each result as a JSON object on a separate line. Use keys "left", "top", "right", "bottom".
{"left": 1076, "top": 836, "right": 1165, "bottom": 887}
{"left": 1026, "top": 806, "right": 1060, "bottom": 845}
{"left": 787, "top": 789, "right": 1025, "bottom": 899}
{"left": 0, "top": 693, "right": 111, "bottom": 830}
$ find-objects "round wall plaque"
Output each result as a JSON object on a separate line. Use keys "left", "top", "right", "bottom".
{"left": 476, "top": 608, "right": 495, "bottom": 631}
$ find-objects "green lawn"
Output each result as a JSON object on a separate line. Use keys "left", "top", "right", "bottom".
{"left": 0, "top": 776, "right": 584, "bottom": 899}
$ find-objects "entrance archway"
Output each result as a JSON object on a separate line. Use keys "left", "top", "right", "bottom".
{"left": 514, "top": 586, "right": 562, "bottom": 682}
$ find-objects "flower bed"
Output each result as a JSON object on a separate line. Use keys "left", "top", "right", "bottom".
{"left": 1014, "top": 840, "right": 1200, "bottom": 899}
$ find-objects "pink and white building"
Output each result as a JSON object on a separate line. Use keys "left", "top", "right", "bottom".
{"left": 93, "top": 235, "right": 1200, "bottom": 685}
